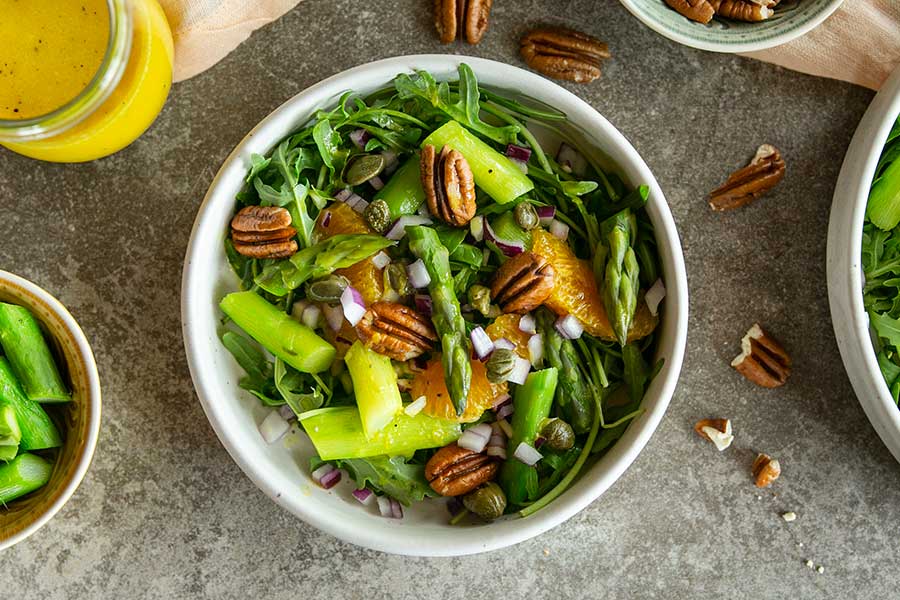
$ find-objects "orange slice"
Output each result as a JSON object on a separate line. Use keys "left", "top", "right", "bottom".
{"left": 411, "top": 357, "right": 508, "bottom": 423}
{"left": 314, "top": 202, "right": 384, "bottom": 305}
{"left": 484, "top": 313, "right": 531, "bottom": 359}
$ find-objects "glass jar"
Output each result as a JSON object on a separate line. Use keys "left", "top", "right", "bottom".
{"left": 0, "top": 0, "right": 174, "bottom": 162}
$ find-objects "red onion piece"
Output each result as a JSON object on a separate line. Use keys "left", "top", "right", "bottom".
{"left": 458, "top": 423, "right": 492, "bottom": 453}
{"left": 534, "top": 436, "right": 546, "bottom": 449}
{"left": 311, "top": 463, "right": 335, "bottom": 483}
{"left": 494, "top": 338, "right": 515, "bottom": 351}
{"left": 556, "top": 142, "right": 587, "bottom": 177}
{"left": 487, "top": 445, "right": 507, "bottom": 459}
{"left": 549, "top": 219, "right": 569, "bottom": 241}
{"left": 390, "top": 498, "right": 403, "bottom": 519}
{"left": 555, "top": 314, "right": 584, "bottom": 340}
{"left": 518, "top": 313, "right": 536, "bottom": 334}
{"left": 496, "top": 402, "right": 514, "bottom": 420}
{"left": 340, "top": 286, "right": 366, "bottom": 326}
{"left": 385, "top": 215, "right": 433, "bottom": 240}
{"left": 321, "top": 210, "right": 332, "bottom": 228}
{"left": 506, "top": 143, "right": 532, "bottom": 163}
{"left": 369, "top": 175, "right": 385, "bottom": 191}
{"left": 259, "top": 410, "right": 290, "bottom": 444}
{"left": 414, "top": 294, "right": 433, "bottom": 316}
{"left": 507, "top": 356, "right": 532, "bottom": 385}
{"left": 377, "top": 495, "right": 392, "bottom": 517}
{"left": 514, "top": 442, "right": 543, "bottom": 466}
{"left": 381, "top": 150, "right": 399, "bottom": 175}
{"left": 509, "top": 157, "right": 528, "bottom": 174}
{"left": 470, "top": 326, "right": 495, "bottom": 360}
{"left": 334, "top": 189, "right": 352, "bottom": 202}
{"left": 491, "top": 392, "right": 511, "bottom": 409}
{"left": 278, "top": 404, "right": 296, "bottom": 421}
{"left": 371, "top": 251, "right": 391, "bottom": 270}
{"left": 645, "top": 278, "right": 666, "bottom": 316}
{"left": 323, "top": 303, "right": 344, "bottom": 332}
{"left": 319, "top": 468, "right": 342, "bottom": 489}
{"left": 407, "top": 259, "right": 431, "bottom": 288}
{"left": 484, "top": 219, "right": 525, "bottom": 256}
{"left": 349, "top": 128, "right": 369, "bottom": 149}
{"left": 352, "top": 488, "right": 374, "bottom": 505}
{"left": 301, "top": 304, "right": 322, "bottom": 329}
{"left": 536, "top": 206, "right": 555, "bottom": 227}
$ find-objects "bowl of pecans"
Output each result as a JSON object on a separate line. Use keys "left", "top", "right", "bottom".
{"left": 618, "top": 0, "right": 844, "bottom": 53}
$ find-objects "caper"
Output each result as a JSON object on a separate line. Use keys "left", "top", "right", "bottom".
{"left": 345, "top": 154, "right": 385, "bottom": 186}
{"left": 539, "top": 418, "right": 575, "bottom": 451}
{"left": 486, "top": 348, "right": 517, "bottom": 384}
{"left": 467, "top": 284, "right": 492, "bottom": 317}
{"left": 386, "top": 263, "right": 412, "bottom": 297}
{"left": 364, "top": 199, "right": 391, "bottom": 233}
{"left": 306, "top": 275, "right": 350, "bottom": 303}
{"left": 514, "top": 202, "right": 540, "bottom": 231}
{"left": 462, "top": 482, "right": 507, "bottom": 521}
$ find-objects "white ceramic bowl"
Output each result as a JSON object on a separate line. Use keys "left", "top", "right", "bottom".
{"left": 827, "top": 65, "right": 900, "bottom": 464}
{"left": 619, "top": 0, "right": 843, "bottom": 54}
{"left": 0, "top": 271, "right": 102, "bottom": 551}
{"left": 182, "top": 55, "right": 688, "bottom": 556}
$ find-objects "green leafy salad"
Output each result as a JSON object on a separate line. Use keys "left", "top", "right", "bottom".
{"left": 862, "top": 114, "right": 900, "bottom": 405}
{"left": 219, "top": 64, "right": 667, "bottom": 521}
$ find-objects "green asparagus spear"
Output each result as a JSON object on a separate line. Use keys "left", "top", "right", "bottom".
{"left": 255, "top": 234, "right": 395, "bottom": 296}
{"left": 0, "top": 405, "right": 21, "bottom": 461}
{"left": 0, "top": 358, "right": 61, "bottom": 451}
{"left": 599, "top": 210, "right": 640, "bottom": 346}
{"left": 0, "top": 303, "right": 70, "bottom": 403}
{"left": 0, "top": 453, "right": 53, "bottom": 504}
{"left": 537, "top": 309, "right": 593, "bottom": 434}
{"left": 406, "top": 225, "right": 471, "bottom": 416}
{"left": 372, "top": 155, "right": 425, "bottom": 219}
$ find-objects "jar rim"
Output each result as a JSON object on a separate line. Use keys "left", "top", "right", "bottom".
{"left": 0, "top": 0, "right": 133, "bottom": 140}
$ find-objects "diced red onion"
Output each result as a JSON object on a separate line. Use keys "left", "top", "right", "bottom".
{"left": 407, "top": 259, "right": 431, "bottom": 288}
{"left": 645, "top": 278, "right": 666, "bottom": 316}
{"left": 414, "top": 294, "right": 433, "bottom": 316}
{"left": 487, "top": 445, "right": 507, "bottom": 459}
{"left": 491, "top": 393, "right": 511, "bottom": 409}
{"left": 352, "top": 488, "right": 374, "bottom": 505}
{"left": 506, "top": 143, "right": 532, "bottom": 163}
{"left": 488, "top": 433, "right": 505, "bottom": 447}
{"left": 349, "top": 128, "right": 369, "bottom": 149}
{"left": 470, "top": 215, "right": 484, "bottom": 242}
{"left": 371, "top": 251, "right": 391, "bottom": 270}
{"left": 507, "top": 356, "right": 532, "bottom": 385}
{"left": 301, "top": 304, "right": 322, "bottom": 329}
{"left": 369, "top": 176, "right": 385, "bottom": 191}
{"left": 390, "top": 498, "right": 403, "bottom": 519}
{"left": 323, "top": 303, "right": 344, "bottom": 332}
{"left": 494, "top": 338, "right": 515, "bottom": 351}
{"left": 458, "top": 423, "right": 492, "bottom": 453}
{"left": 496, "top": 402, "right": 514, "bottom": 420}
{"left": 381, "top": 150, "right": 399, "bottom": 175}
{"left": 348, "top": 194, "right": 369, "bottom": 214}
{"left": 290, "top": 299, "right": 309, "bottom": 320}
{"left": 518, "top": 314, "right": 536, "bottom": 334}
{"left": 259, "top": 409, "right": 290, "bottom": 444}
{"left": 404, "top": 395, "right": 427, "bottom": 417}
{"left": 321, "top": 210, "right": 332, "bottom": 228}
{"left": 377, "top": 495, "right": 393, "bottom": 517}
{"left": 318, "top": 468, "right": 342, "bottom": 489}
{"left": 534, "top": 436, "right": 546, "bottom": 449}
{"left": 528, "top": 333, "right": 544, "bottom": 366}
{"left": 555, "top": 314, "right": 584, "bottom": 340}
{"left": 514, "top": 442, "right": 543, "bottom": 466}
{"left": 340, "top": 286, "right": 366, "bottom": 326}
{"left": 497, "top": 418, "right": 513, "bottom": 438}
{"left": 334, "top": 189, "right": 352, "bottom": 202}
{"left": 510, "top": 157, "right": 529, "bottom": 174}
{"left": 470, "top": 326, "right": 494, "bottom": 360}
{"left": 536, "top": 206, "right": 556, "bottom": 227}
{"left": 483, "top": 220, "right": 524, "bottom": 257}
{"left": 311, "top": 463, "right": 334, "bottom": 483}
{"left": 556, "top": 142, "right": 587, "bottom": 177}
{"left": 549, "top": 219, "right": 569, "bottom": 241}
{"left": 278, "top": 404, "right": 296, "bottom": 421}
{"left": 385, "top": 215, "right": 433, "bottom": 240}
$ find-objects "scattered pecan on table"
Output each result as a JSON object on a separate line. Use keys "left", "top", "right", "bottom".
{"left": 355, "top": 301, "right": 437, "bottom": 361}
{"left": 230, "top": 205, "right": 298, "bottom": 259}
{"left": 420, "top": 144, "right": 477, "bottom": 226}
{"left": 709, "top": 144, "right": 786, "bottom": 211}
{"left": 433, "top": 0, "right": 493, "bottom": 44}
{"left": 520, "top": 27, "right": 610, "bottom": 83}
{"left": 490, "top": 251, "right": 556, "bottom": 314}
{"left": 425, "top": 443, "right": 499, "bottom": 496}
{"left": 731, "top": 323, "right": 791, "bottom": 388}
{"left": 751, "top": 453, "right": 781, "bottom": 488}
{"left": 694, "top": 418, "right": 734, "bottom": 451}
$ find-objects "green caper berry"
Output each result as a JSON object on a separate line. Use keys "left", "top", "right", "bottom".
{"left": 462, "top": 482, "right": 507, "bottom": 521}
{"left": 306, "top": 275, "right": 350, "bottom": 303}
{"left": 514, "top": 202, "right": 539, "bottom": 231}
{"left": 386, "top": 263, "right": 412, "bottom": 296}
{"left": 364, "top": 199, "right": 391, "bottom": 233}
{"left": 345, "top": 154, "right": 385, "bottom": 186}
{"left": 486, "top": 348, "right": 517, "bottom": 384}
{"left": 467, "top": 284, "right": 493, "bottom": 317}
{"left": 539, "top": 418, "right": 575, "bottom": 451}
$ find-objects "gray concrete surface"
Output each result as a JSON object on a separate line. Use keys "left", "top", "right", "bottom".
{"left": 1, "top": 0, "right": 896, "bottom": 597}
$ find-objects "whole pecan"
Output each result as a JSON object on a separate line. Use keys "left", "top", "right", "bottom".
{"left": 433, "top": 0, "right": 492, "bottom": 44}
{"left": 520, "top": 27, "right": 610, "bottom": 83}
{"left": 355, "top": 302, "right": 437, "bottom": 361}
{"left": 731, "top": 323, "right": 791, "bottom": 388}
{"left": 230, "top": 206, "right": 298, "bottom": 259}
{"left": 490, "top": 251, "right": 556, "bottom": 314}
{"left": 425, "top": 443, "right": 499, "bottom": 497}
{"left": 710, "top": 0, "right": 775, "bottom": 21}
{"left": 421, "top": 144, "right": 476, "bottom": 227}
{"left": 709, "top": 144, "right": 785, "bottom": 211}
{"left": 664, "top": 0, "right": 715, "bottom": 23}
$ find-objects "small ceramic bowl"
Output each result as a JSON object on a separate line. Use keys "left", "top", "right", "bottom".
{"left": 827, "top": 65, "right": 900, "bottom": 464}
{"left": 182, "top": 55, "right": 688, "bottom": 556}
{"left": 0, "top": 271, "right": 101, "bottom": 551}
{"left": 618, "top": 0, "right": 843, "bottom": 53}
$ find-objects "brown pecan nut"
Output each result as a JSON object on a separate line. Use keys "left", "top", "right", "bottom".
{"left": 355, "top": 302, "right": 437, "bottom": 361}
{"left": 664, "top": 0, "right": 715, "bottom": 23}
{"left": 425, "top": 444, "right": 499, "bottom": 497}
{"left": 421, "top": 144, "right": 476, "bottom": 227}
{"left": 694, "top": 418, "right": 734, "bottom": 451}
{"left": 520, "top": 27, "right": 610, "bottom": 83}
{"left": 710, "top": 0, "right": 775, "bottom": 21}
{"left": 433, "top": 0, "right": 492, "bottom": 44}
{"left": 230, "top": 206, "right": 298, "bottom": 259}
{"left": 490, "top": 251, "right": 556, "bottom": 314}
{"left": 731, "top": 323, "right": 791, "bottom": 388}
{"left": 709, "top": 144, "right": 786, "bottom": 211}
{"left": 751, "top": 453, "right": 781, "bottom": 488}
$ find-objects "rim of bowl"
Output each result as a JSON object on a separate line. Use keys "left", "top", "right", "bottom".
{"left": 827, "top": 65, "right": 900, "bottom": 463}
{"left": 182, "top": 54, "right": 688, "bottom": 556}
{"left": 0, "top": 270, "right": 102, "bottom": 551}
{"left": 618, "top": 0, "right": 844, "bottom": 53}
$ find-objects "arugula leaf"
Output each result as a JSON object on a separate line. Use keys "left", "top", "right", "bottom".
{"left": 622, "top": 343, "right": 649, "bottom": 403}
{"left": 275, "top": 358, "right": 326, "bottom": 413}
{"left": 220, "top": 331, "right": 283, "bottom": 405}
{"left": 870, "top": 310, "right": 900, "bottom": 349}
{"left": 332, "top": 455, "right": 437, "bottom": 506}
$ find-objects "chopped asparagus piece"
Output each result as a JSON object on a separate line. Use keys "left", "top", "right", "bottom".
{"left": 0, "top": 303, "right": 70, "bottom": 403}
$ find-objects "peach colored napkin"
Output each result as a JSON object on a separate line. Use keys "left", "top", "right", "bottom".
{"left": 743, "top": 0, "right": 900, "bottom": 90}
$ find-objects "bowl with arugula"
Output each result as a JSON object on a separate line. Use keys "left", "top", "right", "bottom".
{"left": 183, "top": 55, "right": 687, "bottom": 555}
{"left": 828, "top": 65, "right": 900, "bottom": 464}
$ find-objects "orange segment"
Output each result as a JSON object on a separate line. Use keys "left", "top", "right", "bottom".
{"left": 320, "top": 311, "right": 358, "bottom": 359}
{"left": 485, "top": 314, "right": 531, "bottom": 359}
{"left": 314, "top": 202, "right": 384, "bottom": 305}
{"left": 411, "top": 358, "right": 508, "bottom": 423}
{"left": 531, "top": 229, "right": 657, "bottom": 341}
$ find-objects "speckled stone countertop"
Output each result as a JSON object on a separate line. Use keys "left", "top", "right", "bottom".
{"left": 1, "top": 0, "right": 897, "bottom": 597}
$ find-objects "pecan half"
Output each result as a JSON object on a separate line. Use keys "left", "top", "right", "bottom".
{"left": 230, "top": 206, "right": 298, "bottom": 259}
{"left": 491, "top": 251, "right": 556, "bottom": 314}
{"left": 709, "top": 144, "right": 786, "bottom": 211}
{"left": 425, "top": 444, "right": 499, "bottom": 496}
{"left": 421, "top": 144, "right": 476, "bottom": 227}
{"left": 710, "top": 0, "right": 775, "bottom": 21}
{"left": 664, "top": 0, "right": 715, "bottom": 23}
{"left": 433, "top": 0, "right": 492, "bottom": 44}
{"left": 520, "top": 27, "right": 610, "bottom": 83}
{"left": 694, "top": 418, "right": 734, "bottom": 451}
{"left": 731, "top": 323, "right": 791, "bottom": 388}
{"left": 752, "top": 453, "right": 781, "bottom": 488}
{"left": 355, "top": 301, "right": 437, "bottom": 361}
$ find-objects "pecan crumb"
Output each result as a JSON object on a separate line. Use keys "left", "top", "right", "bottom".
{"left": 693, "top": 418, "right": 734, "bottom": 451}
{"left": 751, "top": 453, "right": 781, "bottom": 488}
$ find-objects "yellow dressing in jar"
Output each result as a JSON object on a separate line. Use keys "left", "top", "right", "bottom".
{"left": 0, "top": 0, "right": 174, "bottom": 162}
